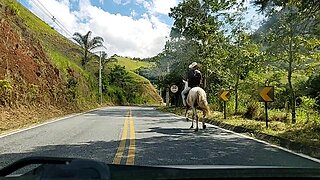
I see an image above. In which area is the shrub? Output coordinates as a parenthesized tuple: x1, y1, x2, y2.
(269, 110, 289, 122)
(297, 96, 317, 122)
(26, 84, 39, 103)
(67, 78, 78, 101)
(243, 101, 262, 120)
(0, 80, 12, 106)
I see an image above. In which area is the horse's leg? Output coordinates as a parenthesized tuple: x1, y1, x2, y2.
(194, 107, 198, 132)
(190, 109, 194, 129)
(190, 106, 194, 129)
(202, 113, 206, 129)
(185, 107, 189, 122)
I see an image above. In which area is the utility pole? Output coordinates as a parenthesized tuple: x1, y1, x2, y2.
(163, 38, 170, 106)
(166, 62, 170, 106)
(99, 51, 102, 105)
(93, 46, 107, 105)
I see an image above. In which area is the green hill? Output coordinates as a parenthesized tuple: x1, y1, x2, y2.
(105, 56, 161, 105)
(112, 57, 152, 71)
(0, 0, 162, 133)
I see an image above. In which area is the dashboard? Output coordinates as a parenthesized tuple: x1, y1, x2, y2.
(1, 157, 320, 179)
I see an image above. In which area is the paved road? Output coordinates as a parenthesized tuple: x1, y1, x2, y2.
(1, 106, 320, 170)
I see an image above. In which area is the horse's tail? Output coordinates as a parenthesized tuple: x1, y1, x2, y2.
(197, 89, 210, 117)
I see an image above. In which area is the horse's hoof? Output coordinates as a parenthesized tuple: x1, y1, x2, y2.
(203, 124, 207, 129)
(194, 128, 199, 132)
(190, 125, 194, 129)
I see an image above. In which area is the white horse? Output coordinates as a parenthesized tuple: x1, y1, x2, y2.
(182, 80, 210, 132)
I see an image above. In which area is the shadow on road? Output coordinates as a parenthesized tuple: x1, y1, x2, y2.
(84, 107, 185, 126)
(85, 107, 180, 119)
(134, 126, 320, 167)
(1, 126, 320, 172)
(0, 140, 119, 174)
(130, 108, 178, 118)
(84, 109, 128, 118)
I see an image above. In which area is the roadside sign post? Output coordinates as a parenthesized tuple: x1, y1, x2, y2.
(219, 89, 230, 119)
(170, 85, 178, 94)
(170, 85, 178, 107)
(265, 102, 268, 128)
(258, 86, 274, 128)
(223, 101, 227, 120)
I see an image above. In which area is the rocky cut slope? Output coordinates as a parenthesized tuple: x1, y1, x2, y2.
(0, 0, 162, 133)
(0, 0, 98, 132)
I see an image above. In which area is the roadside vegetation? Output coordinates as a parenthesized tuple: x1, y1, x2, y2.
(160, 106, 320, 148)
(150, 0, 320, 152)
(0, 0, 161, 133)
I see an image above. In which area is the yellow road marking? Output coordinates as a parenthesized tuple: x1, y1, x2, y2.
(126, 110, 136, 165)
(112, 112, 129, 164)
(112, 110, 136, 165)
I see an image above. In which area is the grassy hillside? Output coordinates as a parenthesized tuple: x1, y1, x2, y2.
(112, 57, 152, 71)
(105, 57, 161, 105)
(0, 0, 161, 133)
(117, 57, 161, 104)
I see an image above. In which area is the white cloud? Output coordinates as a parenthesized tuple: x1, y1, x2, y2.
(220, 0, 265, 31)
(136, 0, 179, 15)
(113, 0, 131, 5)
(153, 0, 177, 15)
(27, 0, 171, 58)
(113, 0, 121, 4)
(130, 9, 137, 17)
(136, 0, 152, 12)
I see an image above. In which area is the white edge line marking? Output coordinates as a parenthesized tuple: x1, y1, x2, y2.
(168, 112, 320, 164)
(0, 106, 109, 139)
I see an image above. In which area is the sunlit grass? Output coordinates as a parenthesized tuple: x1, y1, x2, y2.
(111, 57, 152, 71)
(159, 106, 320, 147)
(45, 48, 89, 79)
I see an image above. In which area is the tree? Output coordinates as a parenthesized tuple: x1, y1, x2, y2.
(223, 32, 261, 114)
(100, 52, 117, 71)
(254, 0, 320, 15)
(108, 65, 131, 87)
(254, 2, 320, 123)
(72, 31, 104, 67)
(169, 0, 237, 90)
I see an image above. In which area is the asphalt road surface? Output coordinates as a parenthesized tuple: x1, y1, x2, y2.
(1, 106, 320, 170)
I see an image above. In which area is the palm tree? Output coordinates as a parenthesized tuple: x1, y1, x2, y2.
(100, 52, 117, 71)
(72, 31, 104, 67)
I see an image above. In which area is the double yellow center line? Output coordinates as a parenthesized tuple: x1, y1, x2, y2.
(112, 110, 136, 165)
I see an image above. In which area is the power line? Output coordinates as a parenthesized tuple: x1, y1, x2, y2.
(33, 0, 54, 17)
(29, 0, 73, 37)
(33, 0, 73, 36)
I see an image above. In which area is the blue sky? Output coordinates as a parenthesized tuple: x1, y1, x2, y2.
(17, 0, 264, 58)
(92, 0, 172, 23)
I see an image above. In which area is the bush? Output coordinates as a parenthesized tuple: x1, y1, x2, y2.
(269, 110, 289, 122)
(0, 80, 12, 106)
(67, 78, 78, 101)
(208, 96, 222, 112)
(104, 85, 127, 105)
(304, 75, 320, 111)
(108, 65, 130, 87)
(243, 101, 262, 120)
(297, 96, 317, 122)
(26, 84, 39, 103)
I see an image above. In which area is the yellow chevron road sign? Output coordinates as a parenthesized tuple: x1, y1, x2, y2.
(258, 86, 274, 102)
(219, 90, 230, 101)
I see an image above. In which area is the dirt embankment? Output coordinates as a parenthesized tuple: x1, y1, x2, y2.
(0, 2, 78, 133)
(0, 1, 161, 133)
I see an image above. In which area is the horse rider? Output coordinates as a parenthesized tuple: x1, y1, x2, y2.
(181, 62, 202, 107)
